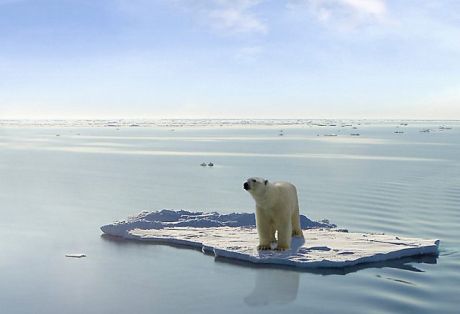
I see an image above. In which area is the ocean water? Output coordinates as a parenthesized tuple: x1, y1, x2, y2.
(0, 120, 459, 314)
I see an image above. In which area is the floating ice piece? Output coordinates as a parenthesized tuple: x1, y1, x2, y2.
(100, 210, 439, 269)
(65, 253, 86, 258)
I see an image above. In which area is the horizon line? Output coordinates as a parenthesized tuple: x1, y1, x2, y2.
(1, 117, 459, 121)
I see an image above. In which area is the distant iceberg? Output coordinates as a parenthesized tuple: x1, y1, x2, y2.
(101, 210, 439, 269)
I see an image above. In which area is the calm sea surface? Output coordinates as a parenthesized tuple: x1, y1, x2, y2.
(1, 121, 459, 314)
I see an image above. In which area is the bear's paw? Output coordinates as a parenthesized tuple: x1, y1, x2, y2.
(275, 244, 289, 251)
(292, 230, 304, 238)
(257, 244, 271, 250)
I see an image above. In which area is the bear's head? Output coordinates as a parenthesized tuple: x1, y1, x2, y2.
(243, 177, 269, 198)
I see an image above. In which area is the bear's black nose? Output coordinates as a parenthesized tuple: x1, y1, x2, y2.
(243, 182, 249, 190)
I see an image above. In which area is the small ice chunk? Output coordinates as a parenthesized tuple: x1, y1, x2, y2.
(308, 246, 331, 251)
(65, 253, 86, 258)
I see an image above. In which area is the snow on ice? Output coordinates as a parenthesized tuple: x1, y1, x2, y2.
(101, 210, 439, 269)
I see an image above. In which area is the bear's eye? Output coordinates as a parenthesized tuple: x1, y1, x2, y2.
(251, 179, 256, 183)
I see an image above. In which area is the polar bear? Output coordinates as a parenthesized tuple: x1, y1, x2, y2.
(243, 177, 303, 251)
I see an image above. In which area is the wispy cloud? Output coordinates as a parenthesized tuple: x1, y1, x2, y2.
(339, 0, 386, 17)
(209, 4, 267, 34)
(174, 0, 268, 35)
(290, 0, 388, 29)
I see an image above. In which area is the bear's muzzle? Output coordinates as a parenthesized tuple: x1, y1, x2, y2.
(243, 182, 249, 190)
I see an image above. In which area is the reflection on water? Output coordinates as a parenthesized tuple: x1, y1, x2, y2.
(101, 234, 439, 310)
(245, 269, 300, 306)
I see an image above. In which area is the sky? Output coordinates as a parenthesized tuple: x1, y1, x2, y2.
(0, 0, 459, 119)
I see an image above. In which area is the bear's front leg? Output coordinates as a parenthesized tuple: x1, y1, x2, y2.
(275, 218, 292, 251)
(255, 208, 272, 250)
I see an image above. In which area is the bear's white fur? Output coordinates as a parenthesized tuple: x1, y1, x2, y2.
(244, 177, 303, 251)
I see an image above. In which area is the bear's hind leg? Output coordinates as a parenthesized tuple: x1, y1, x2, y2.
(291, 203, 304, 238)
(291, 218, 303, 238)
(269, 222, 276, 243)
(292, 229, 303, 237)
(276, 218, 292, 251)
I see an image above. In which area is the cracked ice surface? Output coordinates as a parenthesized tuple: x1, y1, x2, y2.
(101, 210, 439, 269)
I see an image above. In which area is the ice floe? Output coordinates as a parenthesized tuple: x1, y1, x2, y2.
(65, 253, 86, 258)
(101, 210, 439, 269)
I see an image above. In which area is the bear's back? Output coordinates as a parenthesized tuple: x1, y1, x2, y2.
(270, 181, 298, 205)
(272, 181, 297, 192)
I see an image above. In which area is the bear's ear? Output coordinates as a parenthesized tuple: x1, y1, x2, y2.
(264, 180, 268, 185)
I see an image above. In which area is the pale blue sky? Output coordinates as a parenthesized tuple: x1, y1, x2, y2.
(1, 0, 459, 119)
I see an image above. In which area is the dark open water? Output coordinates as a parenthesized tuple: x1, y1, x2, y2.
(0, 120, 459, 313)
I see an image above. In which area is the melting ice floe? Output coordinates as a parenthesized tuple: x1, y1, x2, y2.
(100, 210, 439, 269)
